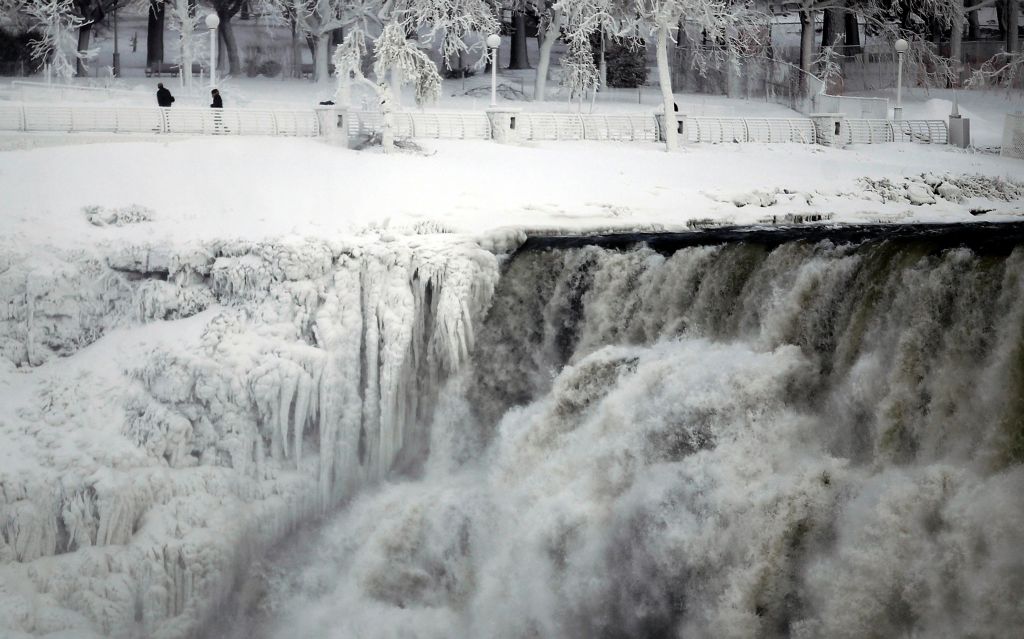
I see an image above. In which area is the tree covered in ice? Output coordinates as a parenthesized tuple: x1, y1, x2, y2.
(165, 0, 201, 88)
(20, 0, 97, 81)
(332, 21, 442, 150)
(273, 0, 350, 83)
(622, 0, 764, 150)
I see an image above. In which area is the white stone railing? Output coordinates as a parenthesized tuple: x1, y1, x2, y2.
(0, 104, 320, 136)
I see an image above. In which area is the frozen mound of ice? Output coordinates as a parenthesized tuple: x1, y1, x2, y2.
(857, 173, 1024, 206)
(83, 204, 154, 227)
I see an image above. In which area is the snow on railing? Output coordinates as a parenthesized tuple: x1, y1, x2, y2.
(517, 113, 660, 142)
(685, 117, 816, 144)
(0, 104, 320, 137)
(0, 104, 949, 147)
(843, 119, 948, 145)
(348, 111, 491, 140)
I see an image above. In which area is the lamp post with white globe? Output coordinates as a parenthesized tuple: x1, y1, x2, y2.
(894, 38, 908, 121)
(486, 34, 501, 107)
(206, 13, 220, 88)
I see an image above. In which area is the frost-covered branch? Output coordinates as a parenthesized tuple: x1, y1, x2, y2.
(404, 0, 498, 69)
(373, 20, 441, 105)
(966, 51, 1024, 88)
(24, 0, 95, 81)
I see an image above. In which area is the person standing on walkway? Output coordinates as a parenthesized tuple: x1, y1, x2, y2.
(210, 89, 225, 133)
(156, 83, 175, 107)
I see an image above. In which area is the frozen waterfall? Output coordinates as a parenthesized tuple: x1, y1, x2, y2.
(2, 225, 1024, 638)
(239, 225, 1024, 639)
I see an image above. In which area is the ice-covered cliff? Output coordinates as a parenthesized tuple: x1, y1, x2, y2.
(0, 234, 499, 638)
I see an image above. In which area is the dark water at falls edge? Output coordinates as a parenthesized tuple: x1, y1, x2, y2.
(520, 222, 1024, 255)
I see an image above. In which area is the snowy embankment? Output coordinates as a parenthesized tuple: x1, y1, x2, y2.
(0, 131, 1022, 637)
(1, 137, 1022, 251)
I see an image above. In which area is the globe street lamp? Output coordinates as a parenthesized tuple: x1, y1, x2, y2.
(486, 34, 501, 107)
(206, 13, 221, 88)
(894, 38, 909, 121)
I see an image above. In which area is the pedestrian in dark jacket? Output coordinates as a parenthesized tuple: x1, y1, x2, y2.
(156, 83, 175, 107)
(210, 89, 223, 108)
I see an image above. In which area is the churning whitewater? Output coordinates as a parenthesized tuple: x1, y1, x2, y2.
(221, 227, 1024, 639)
(2, 226, 1023, 639)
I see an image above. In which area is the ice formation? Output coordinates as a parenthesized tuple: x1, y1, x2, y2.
(0, 235, 498, 638)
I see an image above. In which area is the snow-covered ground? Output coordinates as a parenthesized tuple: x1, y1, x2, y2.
(1, 133, 1022, 256)
(1, 75, 1023, 638)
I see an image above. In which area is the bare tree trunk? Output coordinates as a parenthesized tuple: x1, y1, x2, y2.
(951, 1, 964, 86)
(147, 0, 165, 66)
(291, 14, 301, 77)
(315, 31, 330, 83)
(800, 6, 815, 76)
(844, 10, 861, 55)
(823, 8, 844, 51)
(968, 9, 980, 40)
(1009, 0, 1020, 54)
(509, 12, 530, 69)
(822, 9, 835, 49)
(218, 14, 240, 75)
(534, 8, 561, 101)
(656, 24, 677, 151)
(76, 23, 92, 76)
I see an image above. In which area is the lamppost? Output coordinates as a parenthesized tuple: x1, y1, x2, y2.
(486, 33, 501, 107)
(206, 13, 220, 88)
(894, 38, 908, 121)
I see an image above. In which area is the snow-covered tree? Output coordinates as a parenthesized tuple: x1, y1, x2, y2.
(408, 0, 498, 69)
(24, 0, 96, 81)
(531, 0, 563, 100)
(555, 0, 616, 104)
(332, 21, 442, 150)
(166, 0, 201, 88)
(626, 0, 763, 150)
(276, 0, 348, 83)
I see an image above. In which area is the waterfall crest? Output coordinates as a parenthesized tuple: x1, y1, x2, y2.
(258, 230, 1024, 639)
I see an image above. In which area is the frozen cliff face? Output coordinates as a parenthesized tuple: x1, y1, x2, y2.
(252, 235, 1024, 639)
(0, 234, 499, 638)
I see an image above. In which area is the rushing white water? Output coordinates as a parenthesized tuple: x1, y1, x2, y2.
(236, 236, 1024, 639)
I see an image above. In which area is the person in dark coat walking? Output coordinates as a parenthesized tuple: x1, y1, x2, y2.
(156, 83, 175, 107)
(210, 89, 225, 133)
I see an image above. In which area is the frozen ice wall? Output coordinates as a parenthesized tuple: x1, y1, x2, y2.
(250, 232, 1024, 639)
(0, 235, 498, 638)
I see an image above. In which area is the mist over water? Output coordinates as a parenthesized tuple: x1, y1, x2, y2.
(229, 235, 1024, 639)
